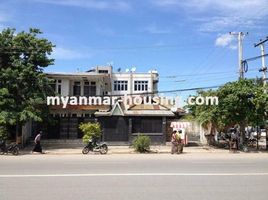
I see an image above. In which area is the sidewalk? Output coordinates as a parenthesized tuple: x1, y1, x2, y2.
(20, 145, 236, 155)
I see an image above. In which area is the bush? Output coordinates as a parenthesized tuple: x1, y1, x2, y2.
(132, 134, 151, 153)
(79, 122, 101, 144)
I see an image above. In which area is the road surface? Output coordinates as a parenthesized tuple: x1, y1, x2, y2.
(1, 153, 268, 200)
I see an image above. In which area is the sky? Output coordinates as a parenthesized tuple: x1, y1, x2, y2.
(1, 0, 268, 99)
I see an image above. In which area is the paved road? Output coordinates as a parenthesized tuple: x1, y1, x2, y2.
(1, 153, 268, 200)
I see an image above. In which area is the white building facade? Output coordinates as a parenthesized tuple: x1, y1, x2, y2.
(46, 66, 159, 97)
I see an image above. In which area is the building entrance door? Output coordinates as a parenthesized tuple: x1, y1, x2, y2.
(60, 117, 78, 139)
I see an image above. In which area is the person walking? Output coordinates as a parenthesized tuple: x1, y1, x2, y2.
(171, 130, 179, 154)
(32, 131, 43, 154)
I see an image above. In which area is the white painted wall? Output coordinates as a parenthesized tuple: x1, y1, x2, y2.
(111, 73, 158, 95)
(61, 79, 70, 96)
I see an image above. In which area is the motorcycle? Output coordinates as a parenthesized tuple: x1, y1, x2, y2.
(82, 138, 108, 154)
(0, 140, 19, 155)
(246, 136, 257, 148)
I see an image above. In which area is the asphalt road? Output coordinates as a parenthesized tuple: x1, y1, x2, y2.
(1, 153, 268, 200)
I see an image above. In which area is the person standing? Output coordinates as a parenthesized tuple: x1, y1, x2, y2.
(32, 131, 43, 153)
(177, 130, 184, 153)
(229, 129, 238, 153)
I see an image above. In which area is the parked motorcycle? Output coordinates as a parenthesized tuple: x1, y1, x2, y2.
(245, 137, 257, 148)
(0, 140, 19, 155)
(82, 138, 108, 154)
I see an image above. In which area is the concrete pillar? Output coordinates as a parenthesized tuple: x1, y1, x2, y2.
(162, 117, 167, 144)
(128, 118, 132, 143)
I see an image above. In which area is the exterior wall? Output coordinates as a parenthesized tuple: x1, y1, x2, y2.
(47, 67, 158, 97)
(167, 119, 204, 144)
(111, 72, 158, 96)
(111, 73, 131, 96)
(33, 115, 168, 144)
(99, 116, 129, 142)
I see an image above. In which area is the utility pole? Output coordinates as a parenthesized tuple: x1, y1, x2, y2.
(254, 37, 268, 88)
(230, 32, 248, 79)
(254, 37, 268, 151)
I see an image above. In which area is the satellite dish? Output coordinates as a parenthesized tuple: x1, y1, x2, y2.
(131, 67, 136, 72)
(125, 68, 129, 72)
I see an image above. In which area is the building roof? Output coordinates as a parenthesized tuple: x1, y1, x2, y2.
(46, 72, 109, 77)
(94, 101, 175, 117)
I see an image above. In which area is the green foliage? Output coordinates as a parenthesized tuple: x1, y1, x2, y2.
(79, 122, 101, 144)
(217, 79, 267, 127)
(0, 126, 8, 140)
(132, 134, 151, 153)
(0, 28, 55, 132)
(187, 79, 268, 143)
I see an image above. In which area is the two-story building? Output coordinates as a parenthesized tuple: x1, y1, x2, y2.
(31, 66, 179, 144)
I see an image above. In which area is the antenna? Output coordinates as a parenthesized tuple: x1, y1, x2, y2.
(107, 61, 114, 66)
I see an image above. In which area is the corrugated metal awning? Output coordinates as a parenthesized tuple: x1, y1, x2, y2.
(170, 121, 191, 129)
(125, 110, 174, 117)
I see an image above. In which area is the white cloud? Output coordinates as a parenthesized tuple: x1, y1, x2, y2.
(33, 0, 131, 11)
(152, 0, 180, 7)
(215, 33, 236, 50)
(52, 47, 92, 60)
(152, 0, 268, 32)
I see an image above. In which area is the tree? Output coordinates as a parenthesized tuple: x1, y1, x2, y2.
(0, 28, 55, 140)
(187, 79, 268, 147)
(217, 79, 266, 145)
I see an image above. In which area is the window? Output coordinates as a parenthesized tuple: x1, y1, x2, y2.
(57, 79, 62, 95)
(132, 117, 162, 133)
(113, 81, 128, 91)
(50, 80, 56, 92)
(98, 70, 108, 74)
(134, 81, 148, 91)
(73, 81, 81, 96)
(50, 79, 62, 94)
(84, 81, 96, 96)
(57, 85, 61, 94)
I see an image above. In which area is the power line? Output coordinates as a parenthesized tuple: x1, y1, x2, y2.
(108, 85, 221, 96)
(153, 85, 221, 94)
(160, 68, 260, 78)
(243, 53, 268, 62)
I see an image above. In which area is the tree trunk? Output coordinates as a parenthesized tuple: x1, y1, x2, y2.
(239, 122, 246, 146)
(266, 127, 268, 151)
(15, 121, 21, 144)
